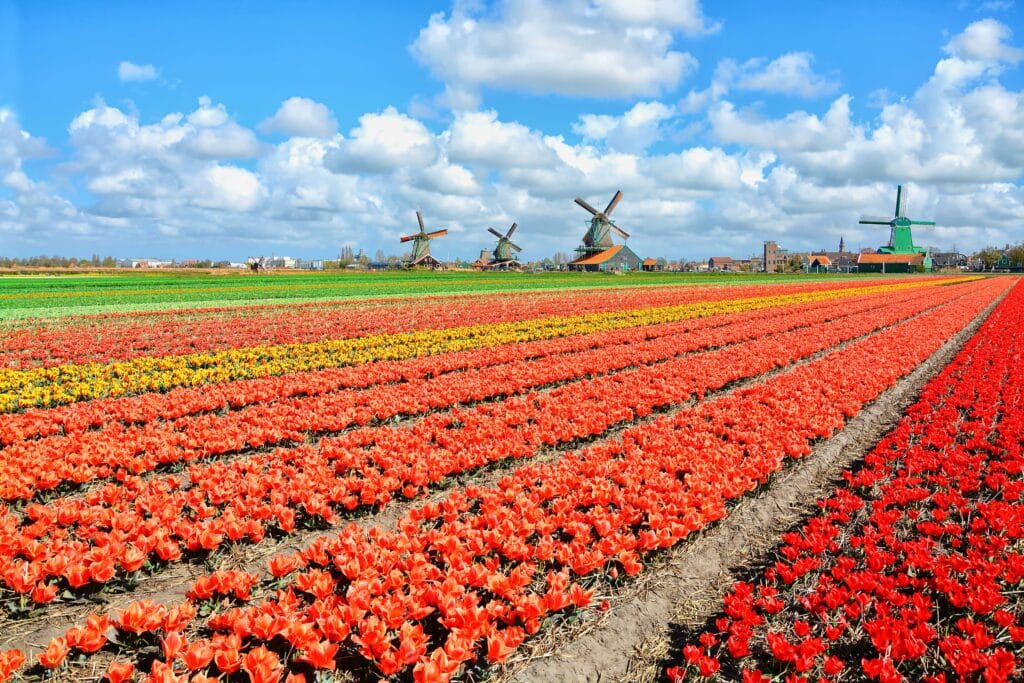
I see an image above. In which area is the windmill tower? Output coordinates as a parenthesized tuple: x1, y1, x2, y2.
(574, 191, 629, 259)
(859, 185, 935, 255)
(568, 190, 641, 272)
(485, 222, 522, 269)
(399, 211, 448, 267)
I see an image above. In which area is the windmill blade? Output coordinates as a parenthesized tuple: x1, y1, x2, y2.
(426, 229, 448, 238)
(895, 185, 907, 218)
(506, 222, 518, 238)
(612, 224, 630, 239)
(399, 234, 418, 243)
(604, 190, 623, 217)
(488, 227, 504, 239)
(859, 216, 893, 225)
(416, 211, 426, 232)
(575, 197, 599, 216)
(910, 220, 936, 226)
(508, 242, 522, 253)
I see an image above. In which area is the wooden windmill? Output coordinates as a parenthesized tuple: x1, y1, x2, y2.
(859, 185, 935, 255)
(574, 190, 630, 259)
(486, 222, 522, 269)
(400, 211, 448, 267)
(567, 190, 642, 272)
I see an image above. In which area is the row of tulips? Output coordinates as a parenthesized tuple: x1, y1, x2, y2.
(8, 276, 1006, 683)
(0, 279, 905, 370)
(0, 280, 984, 605)
(0, 283, 946, 501)
(0, 286, 864, 445)
(667, 278, 1024, 682)
(0, 279, 963, 412)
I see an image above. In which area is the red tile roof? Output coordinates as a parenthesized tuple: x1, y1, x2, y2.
(569, 245, 623, 266)
(858, 253, 925, 264)
(810, 255, 832, 266)
(642, 258, 657, 266)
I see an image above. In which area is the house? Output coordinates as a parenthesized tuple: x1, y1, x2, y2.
(641, 258, 664, 272)
(708, 256, 734, 271)
(857, 252, 927, 273)
(807, 255, 832, 272)
(567, 244, 642, 272)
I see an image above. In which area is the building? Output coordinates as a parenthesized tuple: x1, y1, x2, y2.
(763, 241, 785, 273)
(567, 244, 642, 272)
(857, 252, 927, 273)
(931, 252, 967, 270)
(708, 256, 734, 271)
(807, 255, 832, 272)
(641, 258, 665, 272)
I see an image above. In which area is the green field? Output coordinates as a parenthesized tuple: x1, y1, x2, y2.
(0, 269, 859, 320)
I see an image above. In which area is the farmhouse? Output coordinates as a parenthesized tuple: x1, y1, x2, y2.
(857, 252, 928, 273)
(567, 244, 642, 272)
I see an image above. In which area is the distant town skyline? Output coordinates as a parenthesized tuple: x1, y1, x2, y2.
(2, 1, 1022, 262)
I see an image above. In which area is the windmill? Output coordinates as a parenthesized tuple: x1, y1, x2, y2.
(485, 222, 522, 269)
(574, 190, 629, 259)
(859, 185, 935, 255)
(399, 211, 448, 267)
(248, 256, 265, 273)
(567, 190, 642, 272)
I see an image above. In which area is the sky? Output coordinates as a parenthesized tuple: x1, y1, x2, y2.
(1, 0, 1023, 263)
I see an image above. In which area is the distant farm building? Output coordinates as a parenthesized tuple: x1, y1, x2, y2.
(708, 256, 734, 271)
(857, 252, 928, 273)
(568, 244, 642, 272)
(641, 258, 665, 272)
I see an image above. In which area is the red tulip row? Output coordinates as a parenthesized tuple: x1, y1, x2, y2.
(0, 285, 938, 501)
(668, 278, 1024, 682)
(0, 287, 845, 446)
(0, 280, 887, 370)
(20, 277, 1007, 683)
(0, 282, 1001, 612)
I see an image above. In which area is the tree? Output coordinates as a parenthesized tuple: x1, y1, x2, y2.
(374, 249, 386, 263)
(1007, 243, 1024, 270)
(338, 245, 355, 267)
(974, 247, 1002, 271)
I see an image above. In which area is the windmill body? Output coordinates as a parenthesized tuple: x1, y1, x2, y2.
(486, 222, 522, 269)
(399, 211, 448, 267)
(857, 185, 936, 272)
(568, 190, 642, 272)
(858, 185, 935, 255)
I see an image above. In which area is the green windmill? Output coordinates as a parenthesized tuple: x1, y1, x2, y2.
(859, 185, 935, 255)
(574, 190, 630, 259)
(399, 211, 448, 267)
(486, 222, 523, 269)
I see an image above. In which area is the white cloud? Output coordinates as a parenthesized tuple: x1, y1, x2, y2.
(117, 61, 158, 82)
(325, 106, 436, 173)
(448, 110, 557, 168)
(944, 18, 1024, 63)
(260, 97, 338, 138)
(735, 52, 838, 98)
(574, 100, 675, 153)
(191, 165, 265, 212)
(410, 0, 704, 99)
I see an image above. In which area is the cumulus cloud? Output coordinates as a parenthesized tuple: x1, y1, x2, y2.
(325, 106, 436, 174)
(944, 18, 1024, 63)
(260, 97, 338, 138)
(734, 52, 838, 98)
(573, 100, 675, 153)
(410, 0, 706, 98)
(117, 61, 158, 82)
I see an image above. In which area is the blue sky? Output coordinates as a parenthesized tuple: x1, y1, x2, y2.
(1, 0, 1022, 261)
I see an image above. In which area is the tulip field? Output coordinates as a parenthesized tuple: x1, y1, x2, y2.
(0, 273, 1021, 683)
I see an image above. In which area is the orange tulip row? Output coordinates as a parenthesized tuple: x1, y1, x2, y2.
(0, 279, 898, 370)
(18, 278, 1007, 683)
(0, 281, 987, 607)
(0, 284, 941, 501)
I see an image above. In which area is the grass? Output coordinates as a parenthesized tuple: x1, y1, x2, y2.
(0, 269, 859, 320)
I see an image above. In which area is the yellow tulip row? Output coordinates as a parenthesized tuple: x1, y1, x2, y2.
(0, 278, 973, 412)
